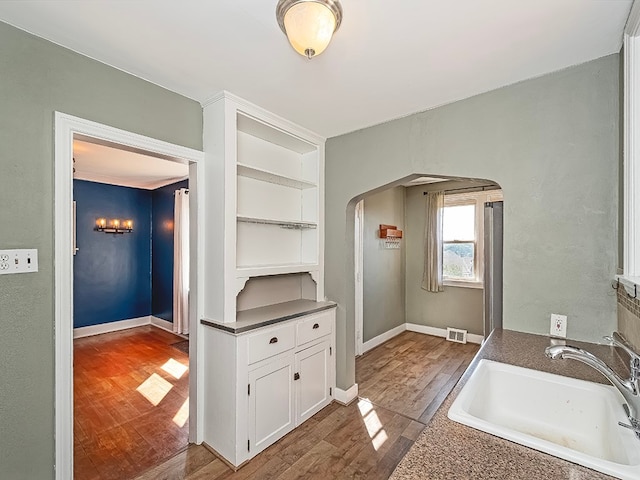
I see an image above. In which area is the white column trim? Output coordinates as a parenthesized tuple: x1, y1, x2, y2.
(623, 1, 640, 280)
(334, 384, 359, 405)
(54, 112, 204, 480)
(624, 33, 640, 277)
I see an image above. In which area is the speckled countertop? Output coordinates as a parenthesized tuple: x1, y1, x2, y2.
(391, 329, 630, 480)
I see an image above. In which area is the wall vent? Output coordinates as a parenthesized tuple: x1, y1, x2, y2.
(446, 327, 468, 344)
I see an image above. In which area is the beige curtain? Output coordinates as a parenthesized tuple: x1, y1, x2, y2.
(173, 188, 190, 335)
(422, 191, 444, 292)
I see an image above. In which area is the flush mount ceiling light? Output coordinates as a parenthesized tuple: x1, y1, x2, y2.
(276, 0, 343, 59)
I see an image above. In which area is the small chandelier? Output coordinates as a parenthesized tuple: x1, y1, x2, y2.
(276, 0, 343, 59)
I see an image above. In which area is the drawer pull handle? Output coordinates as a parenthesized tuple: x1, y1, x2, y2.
(269, 337, 278, 344)
(313, 323, 319, 329)
(294, 372, 300, 381)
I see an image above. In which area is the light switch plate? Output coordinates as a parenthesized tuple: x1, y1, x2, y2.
(550, 313, 567, 338)
(0, 249, 38, 275)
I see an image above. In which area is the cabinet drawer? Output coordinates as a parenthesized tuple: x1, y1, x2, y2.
(296, 312, 332, 346)
(247, 323, 295, 364)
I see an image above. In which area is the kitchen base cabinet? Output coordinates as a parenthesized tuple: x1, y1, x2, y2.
(296, 340, 331, 425)
(248, 356, 295, 454)
(202, 306, 336, 468)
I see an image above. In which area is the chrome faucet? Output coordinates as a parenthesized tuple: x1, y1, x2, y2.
(545, 332, 640, 436)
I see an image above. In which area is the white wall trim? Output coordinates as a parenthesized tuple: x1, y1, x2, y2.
(354, 200, 364, 356)
(54, 112, 204, 480)
(406, 323, 484, 345)
(73, 316, 151, 338)
(151, 316, 181, 335)
(334, 383, 359, 405)
(623, 2, 640, 280)
(362, 324, 407, 354)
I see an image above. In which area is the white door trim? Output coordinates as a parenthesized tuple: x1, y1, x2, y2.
(54, 112, 205, 480)
(354, 200, 364, 356)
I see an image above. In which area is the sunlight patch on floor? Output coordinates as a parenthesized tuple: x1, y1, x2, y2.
(173, 397, 189, 427)
(137, 373, 173, 406)
(358, 398, 388, 451)
(162, 358, 189, 379)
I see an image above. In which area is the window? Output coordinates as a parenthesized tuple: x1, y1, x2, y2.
(442, 190, 503, 288)
(443, 203, 476, 280)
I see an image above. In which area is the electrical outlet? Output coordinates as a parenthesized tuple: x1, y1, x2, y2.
(0, 249, 38, 275)
(550, 313, 567, 338)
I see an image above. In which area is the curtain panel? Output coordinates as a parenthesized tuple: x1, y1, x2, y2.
(422, 191, 444, 293)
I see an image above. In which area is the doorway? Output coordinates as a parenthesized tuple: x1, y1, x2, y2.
(54, 113, 204, 480)
(353, 176, 503, 357)
(71, 138, 192, 478)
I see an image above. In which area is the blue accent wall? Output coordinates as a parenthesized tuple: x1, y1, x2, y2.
(73, 180, 152, 328)
(152, 179, 188, 322)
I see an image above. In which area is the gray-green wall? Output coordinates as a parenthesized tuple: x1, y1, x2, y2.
(0, 22, 202, 479)
(404, 185, 484, 335)
(362, 187, 405, 342)
(326, 54, 619, 391)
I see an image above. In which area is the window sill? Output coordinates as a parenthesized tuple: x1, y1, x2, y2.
(443, 279, 483, 290)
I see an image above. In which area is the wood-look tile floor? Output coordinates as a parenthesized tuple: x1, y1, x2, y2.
(134, 331, 479, 480)
(74, 325, 190, 480)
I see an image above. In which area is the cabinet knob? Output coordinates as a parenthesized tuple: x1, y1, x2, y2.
(313, 323, 319, 329)
(269, 337, 278, 344)
(294, 372, 300, 380)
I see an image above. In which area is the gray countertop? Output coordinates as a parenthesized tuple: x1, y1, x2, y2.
(391, 329, 627, 480)
(200, 299, 337, 334)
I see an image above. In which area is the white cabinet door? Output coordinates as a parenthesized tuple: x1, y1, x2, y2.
(295, 340, 331, 425)
(248, 356, 295, 455)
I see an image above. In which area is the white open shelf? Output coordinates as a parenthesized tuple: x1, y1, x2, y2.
(237, 215, 317, 229)
(237, 163, 316, 190)
(238, 112, 316, 154)
(236, 264, 319, 278)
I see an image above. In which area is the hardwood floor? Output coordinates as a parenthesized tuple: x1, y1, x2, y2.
(74, 325, 190, 480)
(133, 331, 479, 480)
(356, 331, 479, 424)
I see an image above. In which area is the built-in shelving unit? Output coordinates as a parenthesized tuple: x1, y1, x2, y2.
(202, 91, 326, 324)
(201, 92, 332, 469)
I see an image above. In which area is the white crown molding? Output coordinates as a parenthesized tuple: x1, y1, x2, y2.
(202, 90, 326, 144)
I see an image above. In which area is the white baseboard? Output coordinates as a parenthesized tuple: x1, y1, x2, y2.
(152, 316, 188, 338)
(73, 315, 181, 339)
(334, 384, 359, 405)
(151, 316, 174, 332)
(406, 323, 483, 345)
(362, 324, 407, 353)
(73, 316, 151, 339)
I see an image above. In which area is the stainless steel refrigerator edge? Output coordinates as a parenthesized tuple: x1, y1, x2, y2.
(484, 201, 503, 336)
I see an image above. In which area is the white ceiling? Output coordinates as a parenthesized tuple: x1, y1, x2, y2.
(0, 1, 633, 138)
(73, 139, 188, 190)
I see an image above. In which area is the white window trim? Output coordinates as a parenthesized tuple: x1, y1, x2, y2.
(620, 3, 640, 295)
(442, 190, 503, 289)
